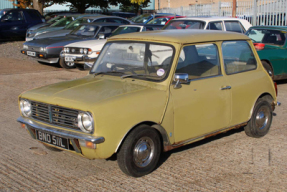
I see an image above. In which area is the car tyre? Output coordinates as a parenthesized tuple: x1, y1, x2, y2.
(59, 58, 76, 69)
(43, 144, 63, 152)
(244, 98, 273, 138)
(262, 61, 274, 80)
(117, 125, 161, 177)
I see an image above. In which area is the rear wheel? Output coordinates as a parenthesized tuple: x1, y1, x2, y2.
(244, 98, 273, 138)
(117, 125, 161, 177)
(59, 58, 76, 69)
(262, 61, 274, 80)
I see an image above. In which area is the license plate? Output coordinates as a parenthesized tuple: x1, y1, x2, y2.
(65, 57, 75, 62)
(35, 130, 69, 150)
(27, 51, 36, 56)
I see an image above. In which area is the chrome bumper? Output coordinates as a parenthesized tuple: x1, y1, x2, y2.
(36, 57, 59, 64)
(17, 116, 105, 144)
(60, 53, 97, 64)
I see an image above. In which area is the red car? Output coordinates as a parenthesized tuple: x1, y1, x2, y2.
(147, 16, 186, 25)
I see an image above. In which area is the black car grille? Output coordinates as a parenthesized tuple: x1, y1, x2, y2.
(28, 46, 40, 52)
(67, 47, 84, 54)
(31, 101, 79, 130)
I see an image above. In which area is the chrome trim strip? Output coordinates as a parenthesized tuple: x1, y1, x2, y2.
(17, 116, 105, 144)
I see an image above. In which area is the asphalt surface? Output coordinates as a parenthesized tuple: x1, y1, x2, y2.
(1, 41, 287, 191)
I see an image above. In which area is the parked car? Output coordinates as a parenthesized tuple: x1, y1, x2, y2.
(0, 8, 11, 19)
(163, 17, 252, 33)
(17, 30, 279, 177)
(0, 8, 43, 39)
(147, 16, 186, 25)
(131, 13, 180, 24)
(25, 14, 88, 41)
(31, 15, 133, 41)
(21, 23, 122, 65)
(111, 12, 136, 18)
(26, 14, 77, 39)
(246, 26, 287, 80)
(44, 11, 79, 21)
(60, 24, 164, 69)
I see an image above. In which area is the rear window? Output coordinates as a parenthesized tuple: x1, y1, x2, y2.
(110, 26, 141, 37)
(164, 20, 205, 30)
(246, 29, 287, 46)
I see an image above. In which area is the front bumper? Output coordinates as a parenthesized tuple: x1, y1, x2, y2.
(17, 116, 105, 151)
(21, 49, 59, 64)
(60, 52, 98, 65)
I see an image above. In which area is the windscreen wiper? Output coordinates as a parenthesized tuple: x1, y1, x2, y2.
(94, 71, 124, 77)
(121, 74, 149, 79)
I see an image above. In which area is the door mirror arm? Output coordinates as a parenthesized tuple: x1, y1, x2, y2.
(173, 73, 189, 89)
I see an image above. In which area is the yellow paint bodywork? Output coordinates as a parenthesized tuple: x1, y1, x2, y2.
(19, 30, 277, 159)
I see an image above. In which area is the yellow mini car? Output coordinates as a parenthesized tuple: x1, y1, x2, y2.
(17, 30, 280, 177)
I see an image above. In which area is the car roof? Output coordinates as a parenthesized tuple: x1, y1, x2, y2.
(108, 30, 249, 44)
(82, 15, 130, 20)
(250, 26, 287, 30)
(174, 16, 247, 22)
(82, 22, 124, 27)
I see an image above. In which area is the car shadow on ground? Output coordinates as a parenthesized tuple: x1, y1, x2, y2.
(276, 79, 287, 85)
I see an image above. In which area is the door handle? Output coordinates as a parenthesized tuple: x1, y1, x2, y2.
(221, 86, 231, 90)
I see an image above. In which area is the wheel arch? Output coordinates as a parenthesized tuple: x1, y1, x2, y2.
(115, 121, 171, 153)
(261, 59, 274, 71)
(249, 92, 275, 119)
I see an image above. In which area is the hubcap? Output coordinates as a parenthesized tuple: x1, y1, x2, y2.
(133, 137, 155, 168)
(255, 106, 269, 130)
(268, 70, 273, 76)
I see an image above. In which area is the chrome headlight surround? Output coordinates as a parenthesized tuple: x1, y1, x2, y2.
(20, 99, 32, 117)
(23, 45, 28, 49)
(77, 112, 94, 133)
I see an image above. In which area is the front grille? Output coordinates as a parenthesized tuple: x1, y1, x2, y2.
(31, 101, 79, 130)
(66, 47, 84, 54)
(28, 46, 40, 52)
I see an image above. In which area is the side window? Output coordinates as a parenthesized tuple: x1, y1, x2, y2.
(206, 21, 223, 30)
(175, 44, 220, 80)
(94, 18, 106, 23)
(107, 18, 130, 24)
(3, 11, 24, 21)
(224, 21, 245, 33)
(26, 10, 41, 20)
(222, 41, 257, 74)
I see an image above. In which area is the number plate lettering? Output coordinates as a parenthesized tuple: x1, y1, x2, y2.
(36, 130, 69, 150)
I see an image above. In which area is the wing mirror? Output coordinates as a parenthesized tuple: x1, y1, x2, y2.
(98, 33, 105, 39)
(173, 73, 189, 89)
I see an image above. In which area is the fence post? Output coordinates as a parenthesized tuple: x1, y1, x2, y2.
(252, 0, 258, 25)
(218, 1, 221, 16)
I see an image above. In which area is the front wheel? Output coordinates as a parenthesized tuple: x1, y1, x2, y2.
(59, 58, 76, 69)
(117, 125, 161, 177)
(244, 98, 273, 138)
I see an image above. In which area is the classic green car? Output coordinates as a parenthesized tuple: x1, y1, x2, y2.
(246, 26, 287, 80)
(18, 30, 279, 177)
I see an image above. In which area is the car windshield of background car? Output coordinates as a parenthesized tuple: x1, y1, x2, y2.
(91, 42, 174, 80)
(0, 10, 7, 19)
(50, 16, 74, 27)
(110, 26, 141, 37)
(70, 25, 99, 37)
(246, 29, 287, 46)
(164, 20, 206, 30)
(131, 14, 152, 23)
(147, 17, 169, 25)
(47, 15, 64, 24)
(65, 18, 91, 30)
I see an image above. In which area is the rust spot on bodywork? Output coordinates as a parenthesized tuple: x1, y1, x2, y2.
(163, 122, 248, 152)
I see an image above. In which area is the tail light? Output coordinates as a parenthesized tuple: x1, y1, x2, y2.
(274, 82, 278, 96)
(253, 43, 265, 51)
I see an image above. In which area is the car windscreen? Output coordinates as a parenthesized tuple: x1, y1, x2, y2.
(0, 10, 7, 19)
(70, 25, 99, 37)
(110, 26, 141, 37)
(246, 28, 287, 46)
(47, 15, 64, 24)
(131, 14, 152, 23)
(64, 18, 91, 30)
(163, 20, 206, 30)
(147, 17, 170, 25)
(91, 42, 174, 81)
(50, 16, 75, 27)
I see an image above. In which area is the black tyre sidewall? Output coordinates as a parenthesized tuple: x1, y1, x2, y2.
(117, 126, 161, 177)
(59, 58, 76, 69)
(262, 61, 274, 80)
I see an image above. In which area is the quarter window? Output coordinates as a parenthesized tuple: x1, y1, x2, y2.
(222, 41, 257, 74)
(206, 21, 223, 30)
(176, 44, 220, 80)
(224, 21, 245, 33)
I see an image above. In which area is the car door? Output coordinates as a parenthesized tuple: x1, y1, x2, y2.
(170, 43, 231, 142)
(0, 10, 27, 38)
(221, 40, 258, 126)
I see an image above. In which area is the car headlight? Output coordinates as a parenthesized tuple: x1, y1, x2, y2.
(83, 48, 88, 55)
(78, 112, 94, 133)
(66, 48, 70, 53)
(40, 47, 46, 52)
(80, 48, 84, 54)
(20, 99, 32, 117)
(23, 45, 28, 49)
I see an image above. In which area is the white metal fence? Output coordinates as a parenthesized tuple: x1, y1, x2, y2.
(158, 0, 287, 26)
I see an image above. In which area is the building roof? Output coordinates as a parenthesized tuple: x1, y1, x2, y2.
(108, 29, 250, 44)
